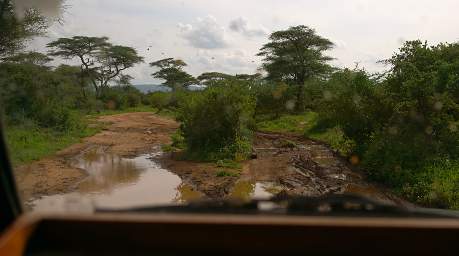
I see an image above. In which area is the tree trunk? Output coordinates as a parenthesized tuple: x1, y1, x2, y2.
(296, 83, 306, 112)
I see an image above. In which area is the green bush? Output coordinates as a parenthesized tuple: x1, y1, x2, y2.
(171, 130, 186, 149)
(311, 41, 459, 209)
(253, 82, 297, 118)
(400, 160, 459, 209)
(178, 80, 256, 161)
(100, 85, 143, 110)
(148, 91, 172, 112)
(35, 106, 84, 132)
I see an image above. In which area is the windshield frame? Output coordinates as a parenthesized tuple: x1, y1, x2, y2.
(0, 117, 22, 232)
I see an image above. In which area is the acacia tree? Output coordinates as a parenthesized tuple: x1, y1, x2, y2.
(47, 36, 143, 98)
(150, 58, 197, 90)
(197, 72, 233, 86)
(94, 45, 143, 95)
(257, 25, 334, 111)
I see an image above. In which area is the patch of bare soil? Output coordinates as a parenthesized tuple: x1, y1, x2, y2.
(14, 112, 179, 204)
(158, 157, 239, 199)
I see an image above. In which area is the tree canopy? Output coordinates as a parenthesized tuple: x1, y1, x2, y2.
(150, 58, 197, 90)
(47, 36, 143, 97)
(2, 51, 52, 65)
(257, 25, 334, 110)
(197, 72, 233, 85)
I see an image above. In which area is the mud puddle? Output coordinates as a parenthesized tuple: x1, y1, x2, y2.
(229, 181, 284, 201)
(31, 146, 202, 212)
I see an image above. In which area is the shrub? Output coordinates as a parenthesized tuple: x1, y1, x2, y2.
(149, 91, 172, 112)
(171, 130, 186, 149)
(178, 80, 256, 161)
(35, 106, 84, 132)
(400, 160, 459, 209)
(312, 41, 459, 209)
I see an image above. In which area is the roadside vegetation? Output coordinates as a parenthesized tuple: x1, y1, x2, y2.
(1, 0, 458, 208)
(157, 29, 459, 209)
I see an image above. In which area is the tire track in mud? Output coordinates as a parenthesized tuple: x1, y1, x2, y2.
(163, 131, 407, 206)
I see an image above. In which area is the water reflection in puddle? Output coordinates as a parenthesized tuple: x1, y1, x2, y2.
(229, 181, 283, 201)
(32, 147, 201, 212)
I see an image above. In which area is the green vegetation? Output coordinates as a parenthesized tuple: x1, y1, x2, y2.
(216, 169, 240, 178)
(47, 36, 144, 99)
(176, 80, 255, 162)
(394, 161, 459, 209)
(257, 25, 334, 112)
(257, 114, 312, 134)
(5, 120, 101, 166)
(216, 159, 242, 170)
(257, 113, 353, 155)
(150, 58, 197, 91)
(309, 42, 459, 209)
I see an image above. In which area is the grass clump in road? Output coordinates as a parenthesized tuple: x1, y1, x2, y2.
(216, 159, 242, 170)
(257, 114, 312, 134)
(216, 169, 240, 177)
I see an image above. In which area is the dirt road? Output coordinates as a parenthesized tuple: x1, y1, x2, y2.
(14, 112, 178, 204)
(15, 112, 404, 209)
(161, 131, 405, 205)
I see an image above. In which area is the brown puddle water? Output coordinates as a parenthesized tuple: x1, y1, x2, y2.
(31, 147, 201, 212)
(229, 181, 284, 201)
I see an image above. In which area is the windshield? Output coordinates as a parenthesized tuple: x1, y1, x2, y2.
(1, 0, 458, 214)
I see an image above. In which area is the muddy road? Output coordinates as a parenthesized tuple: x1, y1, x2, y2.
(15, 112, 403, 211)
(14, 112, 179, 208)
(160, 132, 404, 205)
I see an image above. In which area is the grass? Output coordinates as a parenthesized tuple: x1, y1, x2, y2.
(257, 114, 311, 134)
(216, 169, 240, 177)
(216, 159, 242, 169)
(5, 123, 101, 166)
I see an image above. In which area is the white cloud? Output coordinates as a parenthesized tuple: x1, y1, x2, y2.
(189, 49, 259, 76)
(229, 17, 268, 38)
(178, 15, 228, 49)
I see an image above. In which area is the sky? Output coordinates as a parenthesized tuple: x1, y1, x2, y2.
(21, 0, 459, 84)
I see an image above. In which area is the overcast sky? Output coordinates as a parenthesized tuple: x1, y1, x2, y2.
(26, 0, 459, 84)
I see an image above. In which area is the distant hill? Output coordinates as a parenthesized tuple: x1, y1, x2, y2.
(132, 84, 171, 93)
(133, 84, 205, 93)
